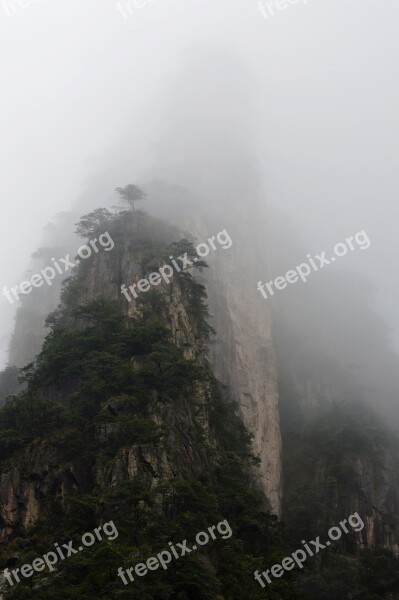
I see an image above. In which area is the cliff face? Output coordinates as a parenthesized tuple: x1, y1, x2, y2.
(0, 212, 290, 600)
(0, 443, 92, 540)
(5, 176, 284, 517)
(77, 205, 281, 516)
(0, 216, 215, 542)
(185, 214, 282, 516)
(4, 190, 399, 554)
(146, 170, 283, 516)
(280, 364, 399, 555)
(3, 204, 399, 599)
(353, 455, 399, 554)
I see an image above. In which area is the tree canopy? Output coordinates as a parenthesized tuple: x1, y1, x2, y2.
(115, 184, 146, 211)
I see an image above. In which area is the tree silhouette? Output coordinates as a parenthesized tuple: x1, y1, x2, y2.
(115, 184, 146, 211)
(75, 208, 112, 238)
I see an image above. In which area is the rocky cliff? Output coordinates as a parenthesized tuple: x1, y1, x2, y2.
(3, 206, 399, 598)
(4, 175, 284, 517)
(146, 170, 283, 516)
(0, 209, 287, 600)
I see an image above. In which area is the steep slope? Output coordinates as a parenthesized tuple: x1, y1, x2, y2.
(4, 176, 284, 517)
(146, 172, 283, 516)
(2, 208, 399, 599)
(0, 210, 290, 600)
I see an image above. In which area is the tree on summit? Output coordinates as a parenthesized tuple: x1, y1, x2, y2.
(115, 184, 146, 211)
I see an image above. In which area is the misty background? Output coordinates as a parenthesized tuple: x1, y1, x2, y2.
(0, 0, 398, 386)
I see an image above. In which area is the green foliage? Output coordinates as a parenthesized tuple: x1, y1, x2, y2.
(0, 393, 68, 460)
(4, 208, 398, 599)
(0, 218, 295, 598)
(116, 184, 146, 211)
(0, 365, 23, 405)
(75, 208, 112, 238)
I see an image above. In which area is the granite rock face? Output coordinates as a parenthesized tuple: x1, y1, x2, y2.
(185, 213, 283, 516)
(147, 167, 284, 516)
(0, 225, 216, 541)
(5, 183, 285, 517)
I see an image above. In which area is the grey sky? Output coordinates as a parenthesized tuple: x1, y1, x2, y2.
(0, 0, 398, 368)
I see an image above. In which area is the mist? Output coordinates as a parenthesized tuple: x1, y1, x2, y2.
(1, 0, 398, 424)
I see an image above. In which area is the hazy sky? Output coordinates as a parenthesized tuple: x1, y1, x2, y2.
(0, 0, 398, 368)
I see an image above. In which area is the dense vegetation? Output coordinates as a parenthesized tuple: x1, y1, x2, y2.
(1, 208, 399, 599)
(0, 210, 294, 599)
(0, 366, 22, 406)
